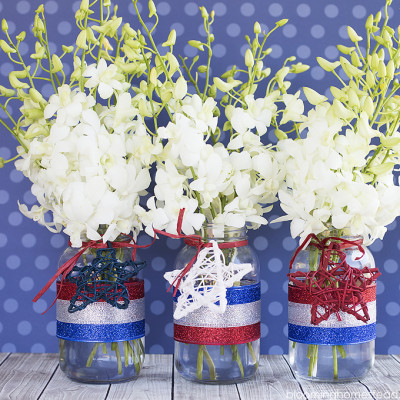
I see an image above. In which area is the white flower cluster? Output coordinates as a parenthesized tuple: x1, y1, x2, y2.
(275, 99, 400, 244)
(15, 60, 161, 247)
(136, 93, 287, 236)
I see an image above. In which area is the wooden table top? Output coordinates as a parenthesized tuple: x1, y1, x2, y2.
(0, 353, 399, 399)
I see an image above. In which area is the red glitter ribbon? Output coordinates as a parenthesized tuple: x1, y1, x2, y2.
(33, 235, 154, 312)
(288, 233, 380, 326)
(174, 323, 260, 345)
(57, 279, 145, 301)
(153, 208, 248, 296)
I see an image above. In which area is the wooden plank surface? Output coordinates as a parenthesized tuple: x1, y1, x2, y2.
(0, 353, 58, 400)
(0, 353, 10, 365)
(107, 354, 173, 400)
(237, 355, 306, 400)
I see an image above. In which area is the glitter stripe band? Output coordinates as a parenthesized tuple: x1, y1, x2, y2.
(288, 301, 376, 328)
(173, 282, 261, 305)
(288, 322, 376, 345)
(57, 320, 145, 342)
(57, 279, 144, 301)
(57, 298, 145, 325)
(174, 300, 261, 327)
(174, 322, 261, 345)
(288, 285, 376, 304)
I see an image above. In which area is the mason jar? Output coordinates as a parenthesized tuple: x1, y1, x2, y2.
(288, 231, 378, 382)
(57, 237, 146, 383)
(173, 224, 260, 384)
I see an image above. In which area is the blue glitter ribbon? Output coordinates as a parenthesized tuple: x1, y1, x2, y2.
(57, 320, 145, 342)
(288, 323, 376, 345)
(173, 282, 261, 305)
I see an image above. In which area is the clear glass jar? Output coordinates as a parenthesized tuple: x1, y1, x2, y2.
(288, 231, 377, 382)
(173, 224, 260, 384)
(57, 238, 145, 383)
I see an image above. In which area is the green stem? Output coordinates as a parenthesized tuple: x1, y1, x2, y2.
(112, 342, 123, 375)
(86, 343, 100, 367)
(247, 342, 258, 369)
(231, 345, 244, 378)
(196, 346, 204, 380)
(333, 345, 338, 380)
(202, 345, 216, 380)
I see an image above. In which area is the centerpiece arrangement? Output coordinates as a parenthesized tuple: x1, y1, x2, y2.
(274, 0, 400, 381)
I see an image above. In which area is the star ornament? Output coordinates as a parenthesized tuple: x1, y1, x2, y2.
(164, 241, 252, 319)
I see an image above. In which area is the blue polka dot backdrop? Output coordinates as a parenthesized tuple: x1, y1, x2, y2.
(0, 0, 399, 355)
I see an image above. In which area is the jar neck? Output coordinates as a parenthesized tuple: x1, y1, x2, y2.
(315, 229, 363, 249)
(199, 224, 247, 243)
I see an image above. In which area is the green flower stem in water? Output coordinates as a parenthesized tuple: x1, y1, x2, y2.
(231, 345, 244, 378)
(333, 345, 338, 380)
(247, 342, 259, 369)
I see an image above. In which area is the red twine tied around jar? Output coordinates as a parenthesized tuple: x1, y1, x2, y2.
(288, 233, 381, 326)
(153, 208, 248, 297)
(32, 234, 155, 313)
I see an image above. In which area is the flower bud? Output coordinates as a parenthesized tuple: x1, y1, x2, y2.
(80, 0, 89, 11)
(34, 15, 45, 33)
(188, 40, 204, 51)
(104, 0, 111, 6)
(36, 5, 44, 13)
(363, 96, 374, 118)
(208, 84, 217, 98)
(9, 70, 30, 89)
(351, 52, 361, 67)
(0, 40, 16, 54)
(213, 77, 241, 92)
(245, 49, 254, 68)
(303, 87, 327, 105)
(62, 45, 74, 53)
(254, 22, 261, 34)
(200, 6, 209, 19)
(51, 54, 63, 73)
(377, 60, 386, 78)
(365, 14, 374, 30)
(337, 45, 355, 55)
(347, 26, 362, 42)
(366, 70, 375, 87)
(162, 29, 176, 47)
(274, 129, 287, 140)
(209, 34, 215, 43)
(374, 11, 382, 23)
(149, 67, 158, 85)
(148, 0, 157, 17)
(122, 23, 136, 38)
(173, 76, 187, 100)
(1, 19, 8, 32)
(16, 31, 26, 42)
(76, 29, 88, 50)
(290, 63, 310, 73)
(276, 19, 288, 27)
(0, 85, 16, 97)
(317, 57, 340, 72)
(386, 59, 394, 79)
(29, 88, 45, 104)
(197, 65, 207, 73)
(0, 157, 4, 168)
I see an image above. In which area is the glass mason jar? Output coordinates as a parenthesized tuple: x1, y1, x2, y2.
(288, 231, 378, 382)
(173, 224, 260, 384)
(57, 236, 146, 383)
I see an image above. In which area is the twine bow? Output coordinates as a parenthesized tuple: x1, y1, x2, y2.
(288, 233, 381, 325)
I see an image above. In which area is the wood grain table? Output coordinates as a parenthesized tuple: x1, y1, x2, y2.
(0, 353, 399, 399)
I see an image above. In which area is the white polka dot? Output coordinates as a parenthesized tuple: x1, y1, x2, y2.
(386, 302, 400, 316)
(268, 258, 283, 272)
(387, 220, 397, 231)
(16, 0, 31, 14)
(282, 279, 288, 294)
(0, 3, 3, 12)
(150, 300, 165, 315)
(157, 1, 171, 16)
(164, 322, 173, 337)
(17, 321, 32, 336)
(35, 255, 50, 270)
(10, 169, 24, 183)
(282, 236, 297, 251)
(144, 278, 151, 293)
(6, 255, 21, 270)
(166, 237, 181, 250)
(0, 322, 3, 333)
(213, 44, 226, 58)
(22, 233, 36, 248)
(170, 22, 184, 37)
(31, 343, 46, 353)
(151, 256, 166, 271)
(23, 190, 36, 205)
(6, 21, 15, 34)
(311, 66, 325, 80)
(311, 25, 325, 39)
(197, 23, 207, 37)
(72, 1, 81, 12)
(4, 298, 18, 313)
(45, 0, 58, 14)
(184, 43, 198, 57)
(18, 42, 29, 56)
(325, 4, 339, 18)
(296, 4, 311, 18)
(41, 83, 55, 99)
(0, 189, 9, 205)
(50, 234, 65, 248)
(145, 322, 150, 335)
(384, 259, 398, 273)
(213, 2, 227, 16)
(388, 345, 400, 354)
(2, 343, 16, 352)
(296, 45, 311, 59)
(268, 3, 283, 17)
(0, 62, 13, 77)
(376, 323, 387, 338)
(57, 21, 72, 35)
(184, 2, 198, 16)
(269, 345, 284, 355)
(149, 344, 164, 354)
(8, 211, 23, 226)
(227, 23, 241, 37)
(0, 277, 5, 290)
(20, 277, 34, 291)
(260, 279, 268, 294)
(261, 323, 269, 338)
(268, 215, 282, 228)
(339, 25, 349, 40)
(283, 325, 288, 337)
(283, 24, 297, 38)
(352, 5, 366, 19)
(240, 44, 248, 57)
(0, 233, 8, 248)
(240, 3, 255, 17)
(46, 321, 56, 336)
(370, 239, 383, 252)
(325, 45, 339, 60)
(268, 301, 283, 316)
(377, 280, 384, 295)
(253, 236, 268, 251)
(33, 299, 48, 314)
